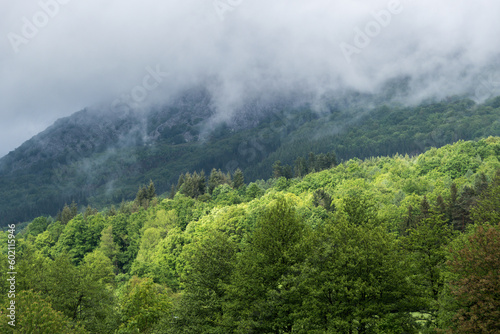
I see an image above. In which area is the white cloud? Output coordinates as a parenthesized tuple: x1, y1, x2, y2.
(0, 0, 499, 156)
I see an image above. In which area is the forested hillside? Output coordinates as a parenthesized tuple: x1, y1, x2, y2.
(1, 137, 499, 333)
(1, 95, 500, 227)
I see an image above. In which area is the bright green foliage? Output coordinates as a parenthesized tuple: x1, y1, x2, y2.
(148, 226, 185, 290)
(16, 249, 117, 333)
(53, 213, 106, 263)
(223, 195, 307, 332)
(118, 276, 172, 333)
(246, 182, 264, 199)
(212, 184, 242, 206)
(0, 290, 88, 334)
(5, 137, 500, 333)
(26, 216, 51, 236)
(99, 225, 119, 265)
(3, 97, 500, 226)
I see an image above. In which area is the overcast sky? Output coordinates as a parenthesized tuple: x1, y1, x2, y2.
(1, 0, 499, 157)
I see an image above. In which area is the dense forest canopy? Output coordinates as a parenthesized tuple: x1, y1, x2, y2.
(1, 95, 500, 227)
(1, 137, 499, 333)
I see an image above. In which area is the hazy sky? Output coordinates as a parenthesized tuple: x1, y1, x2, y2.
(1, 0, 499, 157)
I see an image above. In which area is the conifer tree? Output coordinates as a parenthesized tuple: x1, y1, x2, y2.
(208, 169, 224, 194)
(294, 156, 308, 177)
(232, 168, 245, 189)
(272, 160, 283, 178)
(146, 180, 156, 200)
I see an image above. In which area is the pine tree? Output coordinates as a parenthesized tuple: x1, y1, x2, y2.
(135, 185, 148, 207)
(401, 205, 416, 235)
(58, 203, 77, 225)
(307, 152, 317, 172)
(177, 173, 185, 191)
(146, 180, 156, 200)
(199, 170, 207, 195)
(312, 189, 334, 212)
(232, 168, 245, 189)
(208, 169, 224, 194)
(282, 165, 293, 179)
(294, 156, 308, 178)
(419, 195, 430, 221)
(448, 182, 459, 228)
(435, 194, 447, 217)
(272, 161, 283, 178)
(83, 205, 98, 220)
(169, 184, 176, 199)
(470, 170, 500, 225)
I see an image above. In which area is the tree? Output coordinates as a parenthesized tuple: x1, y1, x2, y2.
(282, 164, 293, 179)
(272, 160, 283, 178)
(174, 231, 237, 332)
(57, 202, 78, 225)
(135, 180, 156, 208)
(312, 188, 334, 212)
(176, 173, 185, 191)
(83, 205, 98, 220)
(447, 223, 500, 333)
(147, 179, 156, 199)
(246, 183, 264, 200)
(294, 156, 308, 177)
(118, 277, 171, 333)
(435, 194, 447, 217)
(179, 171, 206, 198)
(0, 290, 87, 334)
(297, 219, 418, 333)
(168, 184, 176, 199)
(307, 152, 317, 172)
(402, 213, 456, 326)
(40, 251, 117, 333)
(208, 168, 228, 194)
(99, 225, 119, 267)
(419, 195, 431, 220)
(27, 216, 51, 237)
(342, 188, 377, 226)
(53, 214, 106, 264)
(470, 170, 500, 225)
(232, 168, 245, 189)
(223, 196, 307, 332)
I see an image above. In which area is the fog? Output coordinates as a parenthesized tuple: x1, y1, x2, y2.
(1, 0, 499, 157)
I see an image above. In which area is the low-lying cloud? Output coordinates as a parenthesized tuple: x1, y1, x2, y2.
(1, 0, 499, 157)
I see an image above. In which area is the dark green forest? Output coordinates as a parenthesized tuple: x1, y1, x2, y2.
(1, 95, 500, 227)
(1, 137, 500, 333)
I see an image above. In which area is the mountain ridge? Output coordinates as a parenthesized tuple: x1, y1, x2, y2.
(1, 93, 499, 226)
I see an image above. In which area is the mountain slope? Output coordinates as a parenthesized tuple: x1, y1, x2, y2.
(1, 94, 500, 226)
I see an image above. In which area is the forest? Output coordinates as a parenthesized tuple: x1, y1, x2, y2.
(1, 95, 500, 227)
(1, 137, 499, 333)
